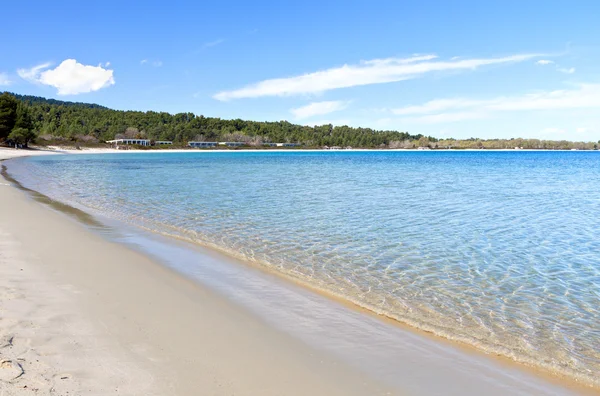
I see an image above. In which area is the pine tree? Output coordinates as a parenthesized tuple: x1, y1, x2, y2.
(14, 102, 33, 131)
(8, 102, 36, 147)
(0, 93, 18, 140)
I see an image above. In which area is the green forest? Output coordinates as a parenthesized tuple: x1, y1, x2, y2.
(0, 91, 598, 150)
(0, 92, 426, 148)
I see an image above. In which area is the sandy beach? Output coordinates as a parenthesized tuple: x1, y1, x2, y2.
(0, 148, 392, 395)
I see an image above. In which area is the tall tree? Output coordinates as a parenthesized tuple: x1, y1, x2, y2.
(0, 93, 18, 140)
(8, 103, 36, 147)
(14, 102, 33, 131)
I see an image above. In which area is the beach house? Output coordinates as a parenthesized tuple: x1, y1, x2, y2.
(188, 142, 218, 148)
(218, 142, 245, 147)
(276, 143, 301, 147)
(106, 139, 151, 148)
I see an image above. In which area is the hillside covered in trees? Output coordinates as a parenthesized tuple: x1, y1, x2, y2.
(2, 92, 425, 148)
(1, 92, 598, 150)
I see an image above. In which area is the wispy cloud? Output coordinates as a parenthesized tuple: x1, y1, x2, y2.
(17, 62, 53, 82)
(557, 67, 575, 74)
(141, 59, 162, 67)
(213, 53, 542, 101)
(0, 72, 11, 86)
(393, 83, 600, 123)
(18, 59, 115, 95)
(291, 100, 350, 119)
(535, 59, 576, 74)
(204, 39, 225, 48)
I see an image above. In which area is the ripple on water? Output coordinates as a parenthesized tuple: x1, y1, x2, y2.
(6, 151, 600, 385)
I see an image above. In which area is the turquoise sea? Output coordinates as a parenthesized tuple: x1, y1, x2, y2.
(6, 151, 600, 384)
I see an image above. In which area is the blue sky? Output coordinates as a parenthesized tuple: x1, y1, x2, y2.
(2, 0, 600, 141)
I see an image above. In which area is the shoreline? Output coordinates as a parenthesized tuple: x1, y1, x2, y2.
(4, 145, 600, 156)
(48, 146, 600, 153)
(91, 206, 599, 391)
(110, 207, 600, 393)
(82, 214, 597, 395)
(1, 148, 598, 394)
(0, 149, 392, 395)
(119, 219, 600, 394)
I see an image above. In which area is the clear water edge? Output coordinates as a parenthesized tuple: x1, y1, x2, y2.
(6, 151, 600, 388)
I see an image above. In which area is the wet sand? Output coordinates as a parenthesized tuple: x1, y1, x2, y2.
(0, 149, 392, 395)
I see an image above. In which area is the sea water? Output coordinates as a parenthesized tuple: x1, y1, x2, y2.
(6, 150, 600, 384)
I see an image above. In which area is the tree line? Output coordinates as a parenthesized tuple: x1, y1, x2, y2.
(1, 92, 598, 149)
(2, 92, 425, 148)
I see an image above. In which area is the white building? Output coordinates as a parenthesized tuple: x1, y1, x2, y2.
(106, 139, 151, 147)
(188, 141, 217, 148)
(275, 143, 301, 147)
(154, 141, 173, 145)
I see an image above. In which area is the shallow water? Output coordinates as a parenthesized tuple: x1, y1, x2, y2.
(7, 151, 600, 384)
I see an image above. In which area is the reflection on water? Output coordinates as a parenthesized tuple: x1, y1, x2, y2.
(6, 151, 600, 385)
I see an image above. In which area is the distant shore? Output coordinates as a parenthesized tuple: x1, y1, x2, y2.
(3, 145, 599, 156)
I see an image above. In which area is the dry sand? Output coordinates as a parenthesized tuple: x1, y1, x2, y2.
(0, 148, 393, 395)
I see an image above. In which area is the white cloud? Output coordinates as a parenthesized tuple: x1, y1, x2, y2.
(392, 83, 600, 123)
(0, 72, 11, 86)
(141, 59, 162, 67)
(19, 59, 115, 95)
(360, 54, 437, 66)
(535, 60, 575, 74)
(291, 100, 350, 119)
(213, 53, 541, 101)
(557, 67, 575, 74)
